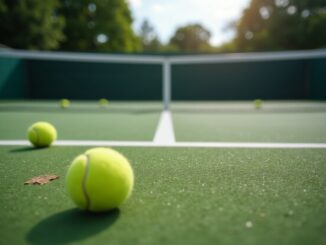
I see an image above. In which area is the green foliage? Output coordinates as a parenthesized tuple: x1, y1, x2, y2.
(59, 0, 141, 52)
(215, 41, 238, 53)
(169, 24, 213, 53)
(139, 19, 162, 52)
(233, 0, 326, 51)
(0, 0, 65, 50)
(0, 0, 140, 52)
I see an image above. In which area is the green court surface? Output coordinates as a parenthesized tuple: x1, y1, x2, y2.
(0, 100, 326, 245)
(0, 146, 325, 245)
(172, 101, 326, 142)
(0, 101, 161, 141)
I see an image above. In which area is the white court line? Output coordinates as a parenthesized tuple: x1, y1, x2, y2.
(153, 111, 175, 144)
(1, 140, 326, 148)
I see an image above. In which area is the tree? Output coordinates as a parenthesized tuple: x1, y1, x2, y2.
(0, 0, 65, 50)
(233, 0, 326, 51)
(59, 0, 140, 52)
(169, 24, 213, 53)
(139, 19, 161, 52)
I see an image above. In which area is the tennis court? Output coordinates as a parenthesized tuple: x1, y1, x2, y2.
(0, 50, 326, 245)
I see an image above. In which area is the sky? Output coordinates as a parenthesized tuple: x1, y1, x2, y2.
(127, 0, 251, 46)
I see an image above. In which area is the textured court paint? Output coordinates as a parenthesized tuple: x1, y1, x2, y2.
(0, 101, 161, 141)
(0, 146, 326, 245)
(173, 102, 326, 143)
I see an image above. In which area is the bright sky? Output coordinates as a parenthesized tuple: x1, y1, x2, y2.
(127, 0, 251, 46)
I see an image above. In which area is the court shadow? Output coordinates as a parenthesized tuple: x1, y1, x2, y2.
(10, 147, 47, 153)
(26, 208, 120, 244)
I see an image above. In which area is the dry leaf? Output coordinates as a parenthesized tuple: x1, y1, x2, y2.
(24, 175, 59, 185)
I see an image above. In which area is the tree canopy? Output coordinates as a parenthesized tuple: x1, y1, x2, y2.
(0, 0, 65, 50)
(233, 0, 326, 51)
(0, 0, 140, 52)
(59, 0, 140, 52)
(1, 0, 324, 53)
(169, 24, 213, 53)
(139, 19, 161, 52)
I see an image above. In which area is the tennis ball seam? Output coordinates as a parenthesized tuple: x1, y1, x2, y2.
(82, 154, 91, 210)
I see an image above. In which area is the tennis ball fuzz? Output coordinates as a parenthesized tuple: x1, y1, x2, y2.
(98, 98, 109, 107)
(254, 99, 262, 109)
(27, 122, 57, 147)
(60, 99, 70, 109)
(65, 148, 134, 212)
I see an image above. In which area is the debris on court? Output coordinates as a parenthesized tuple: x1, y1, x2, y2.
(24, 175, 59, 185)
(245, 221, 253, 228)
(284, 210, 294, 217)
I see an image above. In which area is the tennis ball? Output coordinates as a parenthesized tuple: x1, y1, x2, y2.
(60, 99, 70, 109)
(98, 98, 109, 107)
(27, 122, 57, 147)
(254, 99, 262, 109)
(65, 147, 134, 212)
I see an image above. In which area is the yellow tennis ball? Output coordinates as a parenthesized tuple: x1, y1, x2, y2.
(65, 147, 134, 212)
(60, 99, 70, 109)
(98, 98, 109, 107)
(27, 122, 57, 147)
(254, 99, 262, 109)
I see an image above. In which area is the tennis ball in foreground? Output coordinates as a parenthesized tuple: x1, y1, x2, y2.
(27, 122, 57, 147)
(254, 99, 262, 109)
(66, 147, 134, 212)
(60, 99, 70, 109)
(98, 98, 109, 107)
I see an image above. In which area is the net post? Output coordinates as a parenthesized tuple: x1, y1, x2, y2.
(163, 58, 171, 110)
